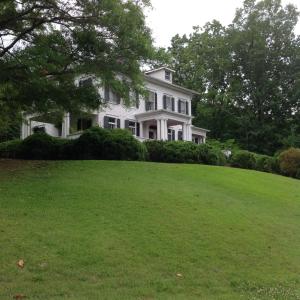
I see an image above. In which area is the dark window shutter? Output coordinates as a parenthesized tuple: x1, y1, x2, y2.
(178, 100, 181, 113)
(103, 116, 109, 128)
(104, 85, 110, 102)
(172, 98, 175, 111)
(155, 93, 157, 110)
(135, 92, 139, 108)
(125, 120, 129, 129)
(136, 122, 140, 137)
(186, 102, 189, 115)
(163, 95, 167, 109)
(117, 119, 121, 128)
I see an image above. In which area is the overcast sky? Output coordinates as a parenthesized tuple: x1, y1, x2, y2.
(146, 0, 300, 48)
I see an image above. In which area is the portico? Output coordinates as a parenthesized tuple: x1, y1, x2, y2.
(136, 109, 192, 141)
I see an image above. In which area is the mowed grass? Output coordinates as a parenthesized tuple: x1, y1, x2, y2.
(0, 160, 300, 300)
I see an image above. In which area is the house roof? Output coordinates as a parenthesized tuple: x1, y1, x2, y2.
(144, 66, 175, 74)
(144, 74, 200, 96)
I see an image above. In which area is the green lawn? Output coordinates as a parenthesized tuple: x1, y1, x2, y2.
(0, 160, 300, 299)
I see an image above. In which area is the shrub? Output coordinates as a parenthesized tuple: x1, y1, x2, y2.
(102, 129, 147, 161)
(18, 133, 63, 160)
(72, 127, 109, 159)
(72, 127, 147, 161)
(197, 144, 226, 166)
(0, 139, 21, 159)
(230, 150, 256, 169)
(278, 148, 300, 178)
(144, 140, 226, 165)
(255, 154, 278, 173)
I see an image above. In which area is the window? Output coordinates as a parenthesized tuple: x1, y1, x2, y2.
(108, 117, 117, 129)
(104, 85, 120, 104)
(165, 71, 171, 81)
(77, 118, 92, 131)
(146, 91, 156, 111)
(178, 99, 189, 115)
(126, 120, 137, 135)
(168, 129, 175, 141)
(178, 131, 183, 141)
(163, 95, 174, 111)
(104, 116, 120, 129)
(79, 77, 93, 87)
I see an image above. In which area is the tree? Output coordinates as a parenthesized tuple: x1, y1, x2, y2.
(0, 0, 154, 125)
(169, 0, 300, 154)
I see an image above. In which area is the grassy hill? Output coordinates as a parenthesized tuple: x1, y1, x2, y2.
(0, 160, 300, 299)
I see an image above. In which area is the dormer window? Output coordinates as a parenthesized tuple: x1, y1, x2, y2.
(165, 70, 171, 81)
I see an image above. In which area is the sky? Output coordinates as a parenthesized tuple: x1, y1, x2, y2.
(146, 0, 300, 48)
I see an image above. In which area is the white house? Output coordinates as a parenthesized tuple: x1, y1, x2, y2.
(21, 67, 209, 143)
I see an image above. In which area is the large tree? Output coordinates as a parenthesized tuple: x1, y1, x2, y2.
(0, 0, 154, 128)
(170, 0, 300, 154)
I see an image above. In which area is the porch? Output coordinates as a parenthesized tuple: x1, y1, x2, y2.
(135, 110, 193, 142)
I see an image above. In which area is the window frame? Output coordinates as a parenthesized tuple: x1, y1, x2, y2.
(108, 117, 117, 129)
(145, 90, 156, 111)
(179, 99, 187, 114)
(165, 71, 171, 81)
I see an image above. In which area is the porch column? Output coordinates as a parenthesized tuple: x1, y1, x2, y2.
(140, 121, 144, 139)
(186, 123, 192, 141)
(162, 119, 168, 141)
(62, 113, 70, 138)
(182, 123, 186, 141)
(156, 119, 161, 140)
(21, 117, 30, 139)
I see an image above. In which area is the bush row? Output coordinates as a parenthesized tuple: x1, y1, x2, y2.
(230, 149, 300, 179)
(0, 128, 147, 161)
(0, 128, 299, 179)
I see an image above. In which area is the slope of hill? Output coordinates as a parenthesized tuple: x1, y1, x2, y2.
(1, 160, 300, 299)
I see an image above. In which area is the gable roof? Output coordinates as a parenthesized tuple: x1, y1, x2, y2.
(144, 66, 175, 75)
(144, 74, 200, 96)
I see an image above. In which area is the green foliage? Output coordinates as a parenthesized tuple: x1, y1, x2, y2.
(278, 148, 300, 178)
(254, 154, 279, 173)
(231, 150, 256, 169)
(71, 127, 147, 161)
(144, 140, 226, 165)
(18, 133, 66, 160)
(169, 0, 300, 155)
(0, 139, 21, 158)
(0, 0, 154, 121)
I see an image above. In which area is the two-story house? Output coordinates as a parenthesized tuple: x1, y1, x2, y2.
(21, 67, 209, 143)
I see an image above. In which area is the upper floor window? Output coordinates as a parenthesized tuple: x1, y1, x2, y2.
(178, 99, 189, 115)
(104, 85, 120, 104)
(145, 90, 157, 111)
(163, 95, 175, 111)
(165, 71, 171, 81)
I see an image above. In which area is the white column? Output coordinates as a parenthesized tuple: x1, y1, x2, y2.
(162, 119, 168, 141)
(156, 119, 161, 140)
(140, 121, 144, 139)
(62, 113, 70, 138)
(187, 123, 192, 141)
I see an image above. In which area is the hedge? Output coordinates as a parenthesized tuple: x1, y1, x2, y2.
(230, 150, 256, 169)
(144, 140, 226, 165)
(0, 139, 21, 159)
